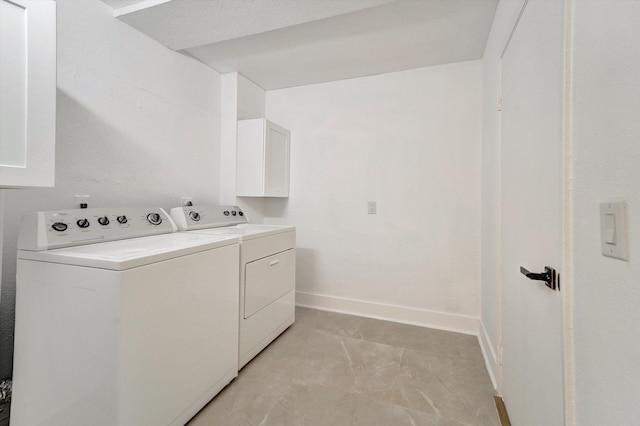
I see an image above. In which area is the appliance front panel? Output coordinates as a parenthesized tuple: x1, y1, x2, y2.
(244, 248, 295, 319)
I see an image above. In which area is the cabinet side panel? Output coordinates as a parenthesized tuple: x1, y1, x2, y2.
(264, 121, 290, 197)
(236, 119, 266, 196)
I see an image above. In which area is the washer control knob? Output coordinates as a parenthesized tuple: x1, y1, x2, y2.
(231, 211, 237, 216)
(117, 215, 128, 224)
(189, 211, 201, 221)
(238, 211, 244, 217)
(98, 216, 110, 226)
(223, 210, 230, 216)
(147, 213, 162, 225)
(52, 222, 68, 232)
(77, 218, 90, 228)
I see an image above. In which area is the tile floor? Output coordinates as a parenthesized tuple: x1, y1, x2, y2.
(188, 307, 500, 426)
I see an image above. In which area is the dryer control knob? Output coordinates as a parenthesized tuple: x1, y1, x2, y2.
(77, 218, 90, 228)
(223, 211, 230, 216)
(147, 213, 162, 225)
(98, 216, 110, 226)
(189, 211, 201, 221)
(52, 222, 68, 232)
(117, 215, 128, 224)
(231, 211, 237, 216)
(238, 211, 244, 216)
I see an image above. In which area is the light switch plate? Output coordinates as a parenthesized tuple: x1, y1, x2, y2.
(600, 201, 628, 261)
(603, 213, 616, 244)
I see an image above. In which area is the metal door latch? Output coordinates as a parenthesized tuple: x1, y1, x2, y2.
(520, 266, 560, 291)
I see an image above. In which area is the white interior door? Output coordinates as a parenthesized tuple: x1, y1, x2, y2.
(500, 0, 565, 424)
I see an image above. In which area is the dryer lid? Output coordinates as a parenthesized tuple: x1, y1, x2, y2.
(188, 223, 295, 241)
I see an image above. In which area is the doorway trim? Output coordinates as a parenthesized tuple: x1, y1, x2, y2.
(561, 0, 576, 424)
(497, 0, 575, 423)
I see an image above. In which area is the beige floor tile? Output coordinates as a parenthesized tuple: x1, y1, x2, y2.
(188, 307, 499, 426)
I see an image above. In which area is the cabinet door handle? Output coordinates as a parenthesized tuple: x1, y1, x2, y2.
(269, 259, 280, 267)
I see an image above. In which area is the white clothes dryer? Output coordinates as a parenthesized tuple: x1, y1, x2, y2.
(170, 205, 295, 368)
(11, 207, 240, 426)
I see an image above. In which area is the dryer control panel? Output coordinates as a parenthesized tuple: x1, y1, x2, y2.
(18, 207, 177, 251)
(170, 205, 248, 231)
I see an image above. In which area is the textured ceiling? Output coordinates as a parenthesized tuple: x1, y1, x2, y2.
(101, 0, 498, 90)
(106, 0, 395, 50)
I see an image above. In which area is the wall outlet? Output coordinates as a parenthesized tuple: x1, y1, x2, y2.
(74, 194, 90, 209)
(181, 197, 194, 207)
(368, 201, 377, 215)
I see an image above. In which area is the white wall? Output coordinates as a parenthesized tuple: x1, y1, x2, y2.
(571, 1, 640, 423)
(0, 0, 222, 379)
(265, 61, 482, 333)
(237, 75, 266, 120)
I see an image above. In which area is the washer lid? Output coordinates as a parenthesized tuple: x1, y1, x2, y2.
(17, 233, 239, 271)
(187, 223, 295, 241)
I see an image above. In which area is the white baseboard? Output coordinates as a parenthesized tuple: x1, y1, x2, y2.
(295, 291, 479, 336)
(478, 320, 500, 391)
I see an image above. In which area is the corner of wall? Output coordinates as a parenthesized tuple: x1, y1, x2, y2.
(220, 73, 239, 206)
(478, 319, 500, 392)
(237, 74, 266, 120)
(219, 72, 268, 222)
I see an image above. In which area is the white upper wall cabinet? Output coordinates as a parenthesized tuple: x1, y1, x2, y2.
(237, 119, 290, 198)
(0, 0, 56, 188)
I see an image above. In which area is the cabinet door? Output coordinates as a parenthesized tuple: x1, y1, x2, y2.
(264, 121, 290, 197)
(0, 0, 56, 187)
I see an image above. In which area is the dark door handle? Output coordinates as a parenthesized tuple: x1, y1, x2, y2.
(520, 266, 560, 291)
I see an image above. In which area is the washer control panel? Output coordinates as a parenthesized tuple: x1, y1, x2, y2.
(170, 205, 248, 231)
(18, 207, 177, 251)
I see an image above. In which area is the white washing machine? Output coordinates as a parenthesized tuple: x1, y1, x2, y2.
(170, 205, 295, 368)
(11, 207, 240, 426)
